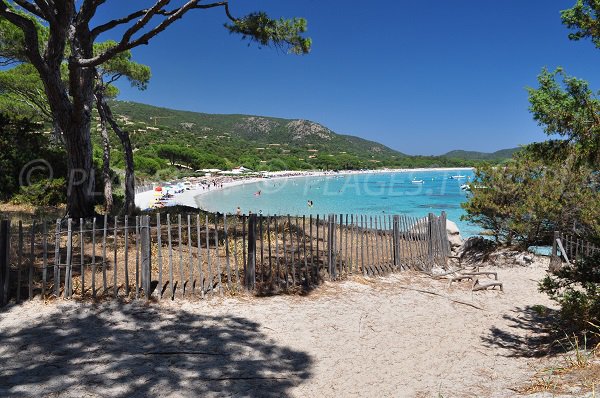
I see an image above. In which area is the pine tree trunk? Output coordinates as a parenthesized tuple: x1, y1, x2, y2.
(62, 122, 96, 219)
(97, 95, 136, 215)
(96, 95, 113, 214)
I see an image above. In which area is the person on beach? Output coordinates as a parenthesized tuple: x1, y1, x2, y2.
(236, 206, 242, 216)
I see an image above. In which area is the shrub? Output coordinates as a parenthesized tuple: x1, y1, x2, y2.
(12, 178, 67, 206)
(462, 153, 600, 247)
(539, 253, 600, 337)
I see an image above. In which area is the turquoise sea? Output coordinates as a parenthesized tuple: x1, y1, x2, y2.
(195, 169, 480, 237)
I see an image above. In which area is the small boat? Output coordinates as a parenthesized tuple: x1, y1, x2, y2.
(460, 184, 470, 191)
(451, 175, 466, 180)
(411, 179, 424, 184)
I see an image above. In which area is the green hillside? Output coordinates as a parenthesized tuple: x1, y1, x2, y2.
(94, 101, 496, 181)
(441, 148, 520, 161)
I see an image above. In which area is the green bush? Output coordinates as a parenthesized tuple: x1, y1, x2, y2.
(12, 178, 67, 206)
(134, 155, 162, 176)
(539, 253, 600, 337)
(462, 152, 600, 247)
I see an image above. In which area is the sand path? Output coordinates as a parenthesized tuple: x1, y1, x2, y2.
(0, 262, 561, 397)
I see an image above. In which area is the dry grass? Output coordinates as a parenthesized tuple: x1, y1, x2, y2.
(0, 202, 65, 223)
(518, 331, 600, 396)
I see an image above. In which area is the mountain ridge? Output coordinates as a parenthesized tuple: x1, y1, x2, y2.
(99, 101, 515, 177)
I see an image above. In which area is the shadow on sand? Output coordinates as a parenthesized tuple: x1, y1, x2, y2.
(481, 305, 561, 358)
(0, 302, 312, 397)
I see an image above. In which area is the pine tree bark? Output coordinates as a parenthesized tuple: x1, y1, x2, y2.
(96, 91, 136, 215)
(95, 93, 113, 214)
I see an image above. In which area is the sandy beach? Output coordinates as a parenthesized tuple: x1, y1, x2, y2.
(135, 167, 474, 211)
(1, 258, 586, 398)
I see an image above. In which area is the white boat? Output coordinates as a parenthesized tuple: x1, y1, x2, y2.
(451, 175, 466, 180)
(411, 179, 424, 184)
(460, 184, 470, 191)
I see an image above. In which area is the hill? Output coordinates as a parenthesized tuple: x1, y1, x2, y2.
(441, 148, 520, 161)
(94, 101, 502, 180)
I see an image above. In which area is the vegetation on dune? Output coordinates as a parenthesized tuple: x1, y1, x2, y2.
(463, 0, 600, 343)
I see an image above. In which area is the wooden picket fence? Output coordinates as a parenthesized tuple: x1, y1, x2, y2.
(0, 212, 450, 305)
(550, 231, 599, 270)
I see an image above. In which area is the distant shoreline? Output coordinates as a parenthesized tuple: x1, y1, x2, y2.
(135, 167, 474, 211)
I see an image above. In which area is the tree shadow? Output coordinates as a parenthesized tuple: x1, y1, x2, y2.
(0, 303, 312, 397)
(481, 305, 562, 358)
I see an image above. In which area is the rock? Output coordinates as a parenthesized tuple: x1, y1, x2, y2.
(446, 220, 463, 249)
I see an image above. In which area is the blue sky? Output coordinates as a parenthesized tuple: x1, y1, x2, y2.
(102, 0, 600, 155)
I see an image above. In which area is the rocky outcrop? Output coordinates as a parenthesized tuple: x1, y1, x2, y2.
(446, 220, 463, 250)
(286, 120, 333, 141)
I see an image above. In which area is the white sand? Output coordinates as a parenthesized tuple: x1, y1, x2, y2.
(135, 167, 474, 211)
(0, 260, 575, 397)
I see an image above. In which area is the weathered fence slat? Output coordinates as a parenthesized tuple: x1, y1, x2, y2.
(224, 214, 232, 290)
(259, 215, 264, 285)
(275, 216, 281, 288)
(113, 216, 118, 298)
(205, 215, 212, 295)
(0, 220, 10, 306)
(54, 219, 61, 297)
(66, 219, 73, 299)
(141, 215, 151, 300)
(124, 216, 130, 296)
(167, 215, 174, 299)
(187, 214, 193, 296)
(214, 215, 223, 296)
(42, 222, 48, 299)
(246, 214, 256, 290)
(288, 215, 296, 286)
(157, 213, 163, 299)
(302, 215, 309, 287)
(17, 221, 23, 302)
(196, 214, 204, 299)
(241, 215, 247, 287)
(233, 219, 239, 290)
(267, 216, 273, 287)
(29, 221, 35, 300)
(136, 217, 141, 298)
(282, 216, 288, 289)
(102, 214, 108, 294)
(79, 219, 84, 296)
(178, 214, 184, 298)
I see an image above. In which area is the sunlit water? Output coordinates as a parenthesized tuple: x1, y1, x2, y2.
(195, 169, 480, 237)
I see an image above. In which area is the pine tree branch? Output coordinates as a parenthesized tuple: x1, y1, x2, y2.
(80, 1, 234, 67)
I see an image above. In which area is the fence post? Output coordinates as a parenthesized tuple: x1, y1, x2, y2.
(550, 230, 560, 272)
(392, 215, 399, 269)
(246, 214, 256, 290)
(327, 215, 333, 280)
(141, 215, 152, 299)
(427, 213, 434, 266)
(0, 219, 10, 306)
(440, 211, 448, 256)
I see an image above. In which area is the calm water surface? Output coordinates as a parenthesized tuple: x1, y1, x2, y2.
(195, 169, 480, 236)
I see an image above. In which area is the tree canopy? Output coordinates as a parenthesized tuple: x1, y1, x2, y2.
(0, 1, 311, 218)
